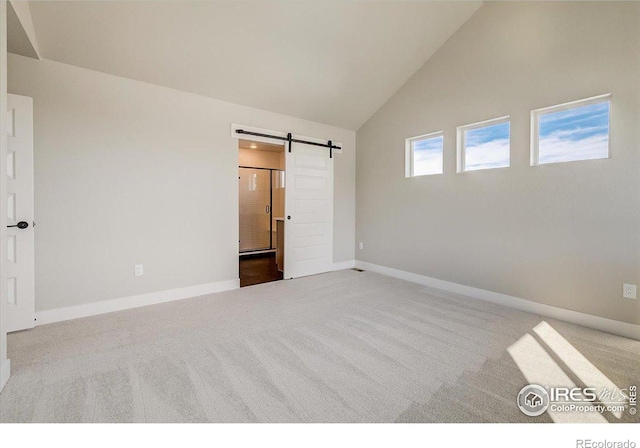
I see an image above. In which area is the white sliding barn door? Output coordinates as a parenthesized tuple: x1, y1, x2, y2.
(284, 143, 333, 279)
(5, 94, 34, 332)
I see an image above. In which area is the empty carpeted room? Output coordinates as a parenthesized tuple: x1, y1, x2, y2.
(0, 0, 639, 444)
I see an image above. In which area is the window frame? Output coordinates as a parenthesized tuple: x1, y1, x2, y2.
(456, 115, 511, 173)
(405, 131, 444, 178)
(530, 93, 612, 166)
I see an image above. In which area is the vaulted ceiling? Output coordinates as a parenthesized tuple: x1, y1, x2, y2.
(26, 1, 482, 130)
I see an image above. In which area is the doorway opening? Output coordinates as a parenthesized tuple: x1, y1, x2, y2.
(238, 138, 285, 287)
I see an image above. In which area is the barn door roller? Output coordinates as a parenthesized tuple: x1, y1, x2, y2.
(236, 129, 340, 158)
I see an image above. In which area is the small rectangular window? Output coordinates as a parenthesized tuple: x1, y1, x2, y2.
(457, 116, 510, 172)
(405, 132, 444, 177)
(531, 94, 611, 165)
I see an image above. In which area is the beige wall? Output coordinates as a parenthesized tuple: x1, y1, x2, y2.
(356, 2, 640, 325)
(8, 54, 356, 312)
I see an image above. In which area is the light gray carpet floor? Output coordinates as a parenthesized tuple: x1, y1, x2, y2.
(1, 269, 638, 423)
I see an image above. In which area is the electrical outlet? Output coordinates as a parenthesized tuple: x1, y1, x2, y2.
(135, 264, 144, 277)
(623, 283, 636, 299)
(359, 242, 364, 250)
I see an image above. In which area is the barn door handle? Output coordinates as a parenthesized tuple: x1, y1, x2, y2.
(7, 221, 29, 229)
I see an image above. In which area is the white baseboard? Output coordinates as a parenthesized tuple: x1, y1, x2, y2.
(0, 359, 10, 392)
(356, 261, 640, 341)
(333, 260, 356, 271)
(35, 279, 240, 326)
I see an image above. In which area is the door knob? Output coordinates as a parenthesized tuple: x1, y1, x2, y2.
(287, 215, 291, 220)
(7, 221, 29, 229)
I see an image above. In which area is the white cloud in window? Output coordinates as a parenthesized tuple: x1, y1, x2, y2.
(465, 138, 510, 171)
(413, 135, 443, 176)
(539, 133, 609, 164)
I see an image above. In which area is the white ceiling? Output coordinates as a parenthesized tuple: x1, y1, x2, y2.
(27, 1, 481, 130)
(7, 2, 39, 59)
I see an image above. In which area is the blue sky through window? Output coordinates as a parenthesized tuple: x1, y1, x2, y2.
(538, 101, 609, 164)
(413, 135, 443, 176)
(464, 121, 510, 171)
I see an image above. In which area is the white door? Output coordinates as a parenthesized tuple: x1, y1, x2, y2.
(5, 94, 34, 332)
(284, 143, 333, 279)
